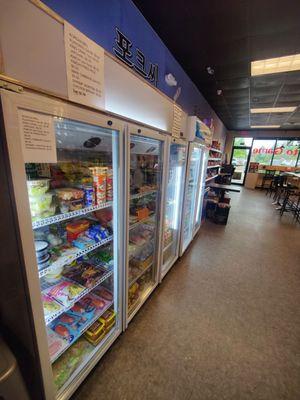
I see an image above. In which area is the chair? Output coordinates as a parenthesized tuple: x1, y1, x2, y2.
(261, 170, 276, 190)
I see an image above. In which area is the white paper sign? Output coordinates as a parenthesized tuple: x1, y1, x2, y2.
(19, 110, 57, 163)
(64, 22, 105, 109)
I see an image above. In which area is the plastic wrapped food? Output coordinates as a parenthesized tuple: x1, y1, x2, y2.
(84, 319, 105, 345)
(29, 193, 54, 219)
(64, 262, 105, 288)
(72, 236, 95, 250)
(52, 338, 92, 390)
(66, 220, 90, 242)
(27, 179, 50, 196)
(93, 286, 113, 302)
(42, 294, 63, 319)
(47, 329, 67, 361)
(44, 280, 85, 307)
(55, 188, 84, 201)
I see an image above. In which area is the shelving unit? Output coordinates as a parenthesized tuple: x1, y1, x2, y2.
(39, 236, 113, 278)
(32, 201, 112, 229)
(206, 144, 223, 185)
(130, 189, 157, 200)
(42, 267, 113, 325)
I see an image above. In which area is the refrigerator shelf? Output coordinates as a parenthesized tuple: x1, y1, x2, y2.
(129, 215, 155, 231)
(32, 201, 113, 229)
(163, 240, 174, 252)
(129, 262, 153, 287)
(130, 190, 157, 200)
(50, 299, 113, 363)
(128, 283, 156, 322)
(43, 268, 113, 326)
(208, 157, 221, 161)
(39, 236, 113, 279)
(207, 165, 221, 169)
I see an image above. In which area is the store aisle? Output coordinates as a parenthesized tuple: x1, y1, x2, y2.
(72, 189, 300, 400)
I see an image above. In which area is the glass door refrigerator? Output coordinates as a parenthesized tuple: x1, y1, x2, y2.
(160, 137, 188, 280)
(0, 90, 123, 400)
(179, 141, 205, 256)
(124, 125, 167, 326)
(193, 146, 209, 235)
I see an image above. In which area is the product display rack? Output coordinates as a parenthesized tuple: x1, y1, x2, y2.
(206, 145, 223, 184)
(32, 201, 112, 229)
(38, 236, 113, 278)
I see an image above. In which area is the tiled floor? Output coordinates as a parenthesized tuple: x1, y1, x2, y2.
(72, 188, 300, 400)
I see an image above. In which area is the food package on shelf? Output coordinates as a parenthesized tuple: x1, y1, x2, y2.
(43, 279, 85, 307)
(92, 286, 113, 302)
(90, 167, 107, 205)
(27, 179, 50, 196)
(130, 254, 153, 270)
(84, 319, 106, 346)
(55, 188, 84, 201)
(42, 294, 63, 320)
(63, 262, 105, 288)
(136, 207, 149, 221)
(106, 168, 113, 201)
(52, 337, 92, 390)
(85, 225, 110, 242)
(47, 328, 67, 362)
(99, 309, 116, 332)
(66, 220, 90, 242)
(91, 248, 113, 269)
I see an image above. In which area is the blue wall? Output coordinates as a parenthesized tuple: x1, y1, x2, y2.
(44, 0, 225, 133)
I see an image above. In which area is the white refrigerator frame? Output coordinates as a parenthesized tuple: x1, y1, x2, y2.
(193, 146, 209, 237)
(159, 136, 188, 282)
(123, 124, 168, 328)
(0, 89, 125, 400)
(179, 140, 206, 256)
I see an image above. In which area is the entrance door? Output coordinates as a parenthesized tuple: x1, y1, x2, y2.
(231, 147, 251, 184)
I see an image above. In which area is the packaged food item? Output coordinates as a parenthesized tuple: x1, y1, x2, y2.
(42, 294, 63, 319)
(93, 286, 113, 302)
(64, 262, 105, 288)
(52, 338, 92, 390)
(50, 313, 83, 343)
(91, 167, 107, 205)
(99, 309, 116, 332)
(78, 185, 94, 207)
(84, 319, 105, 345)
(66, 220, 90, 242)
(27, 179, 50, 196)
(71, 293, 107, 316)
(35, 240, 49, 260)
(29, 193, 55, 220)
(85, 225, 110, 242)
(55, 188, 84, 201)
(44, 280, 85, 307)
(37, 254, 51, 272)
(72, 236, 95, 250)
(106, 169, 113, 201)
(47, 328, 67, 362)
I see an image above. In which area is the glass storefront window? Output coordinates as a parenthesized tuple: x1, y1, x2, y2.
(234, 137, 253, 147)
(250, 139, 276, 165)
(272, 140, 300, 167)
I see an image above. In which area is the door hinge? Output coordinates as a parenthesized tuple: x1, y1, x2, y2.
(0, 80, 23, 93)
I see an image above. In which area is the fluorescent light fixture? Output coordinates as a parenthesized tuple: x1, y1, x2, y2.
(251, 125, 280, 129)
(251, 54, 300, 76)
(251, 106, 296, 113)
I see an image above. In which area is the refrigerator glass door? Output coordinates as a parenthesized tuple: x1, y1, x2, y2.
(181, 143, 202, 253)
(127, 133, 164, 321)
(194, 147, 208, 232)
(1, 91, 123, 400)
(161, 142, 187, 277)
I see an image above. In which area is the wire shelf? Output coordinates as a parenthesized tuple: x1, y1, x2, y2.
(38, 236, 113, 278)
(130, 190, 157, 200)
(207, 165, 221, 169)
(43, 267, 113, 326)
(32, 201, 112, 229)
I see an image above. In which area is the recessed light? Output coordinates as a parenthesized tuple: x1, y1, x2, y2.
(251, 106, 296, 113)
(251, 125, 280, 128)
(251, 54, 300, 76)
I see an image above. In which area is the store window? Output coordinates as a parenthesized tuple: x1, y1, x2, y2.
(272, 140, 300, 167)
(233, 137, 253, 147)
(250, 139, 276, 165)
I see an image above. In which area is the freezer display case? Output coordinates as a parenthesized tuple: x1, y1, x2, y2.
(0, 90, 123, 400)
(194, 146, 209, 234)
(125, 126, 166, 325)
(160, 138, 187, 279)
(180, 142, 204, 255)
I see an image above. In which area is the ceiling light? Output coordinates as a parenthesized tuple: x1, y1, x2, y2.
(251, 125, 280, 129)
(251, 106, 296, 113)
(251, 54, 300, 76)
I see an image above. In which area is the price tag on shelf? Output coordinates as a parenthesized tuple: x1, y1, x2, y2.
(18, 110, 57, 163)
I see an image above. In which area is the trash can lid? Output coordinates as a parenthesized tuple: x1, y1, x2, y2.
(0, 337, 17, 382)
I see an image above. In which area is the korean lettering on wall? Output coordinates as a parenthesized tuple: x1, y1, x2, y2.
(113, 28, 158, 86)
